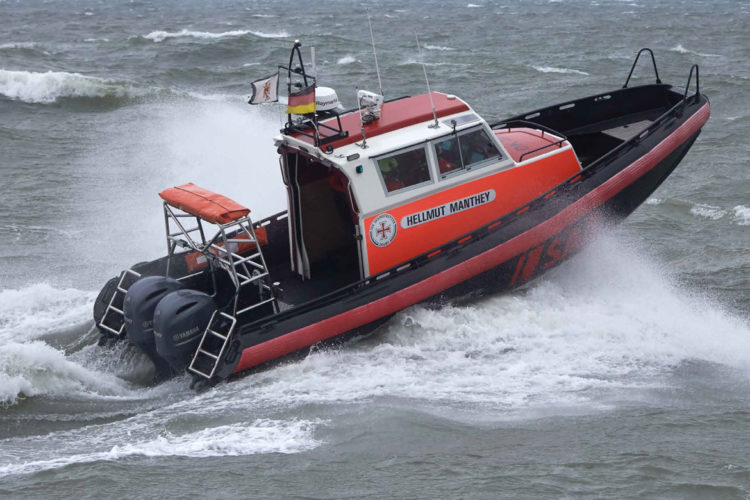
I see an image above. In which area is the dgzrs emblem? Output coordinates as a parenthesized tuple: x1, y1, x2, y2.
(370, 213, 397, 247)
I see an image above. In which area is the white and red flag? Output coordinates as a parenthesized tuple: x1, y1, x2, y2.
(248, 73, 279, 104)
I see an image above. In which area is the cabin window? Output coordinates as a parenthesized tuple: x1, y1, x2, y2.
(376, 145, 432, 194)
(434, 128, 502, 178)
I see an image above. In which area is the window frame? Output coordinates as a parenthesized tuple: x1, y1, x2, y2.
(373, 142, 435, 197)
(431, 126, 504, 180)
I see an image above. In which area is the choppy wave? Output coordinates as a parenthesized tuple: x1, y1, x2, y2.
(0, 284, 95, 343)
(0, 69, 145, 104)
(733, 205, 750, 226)
(0, 283, 134, 405)
(0, 42, 40, 51)
(223, 234, 750, 414)
(670, 44, 721, 58)
(0, 341, 131, 405)
(0, 419, 320, 477)
(399, 58, 469, 68)
(646, 199, 749, 227)
(336, 55, 357, 65)
(143, 29, 288, 42)
(1, 234, 748, 475)
(690, 203, 727, 221)
(424, 44, 455, 51)
(532, 65, 589, 76)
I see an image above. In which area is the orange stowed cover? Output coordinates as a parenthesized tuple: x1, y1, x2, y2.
(494, 128, 568, 163)
(159, 183, 250, 224)
(184, 226, 269, 273)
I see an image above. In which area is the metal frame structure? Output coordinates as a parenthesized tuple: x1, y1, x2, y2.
(159, 202, 279, 381)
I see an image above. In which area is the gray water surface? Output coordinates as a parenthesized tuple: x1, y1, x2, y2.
(1, 1, 749, 498)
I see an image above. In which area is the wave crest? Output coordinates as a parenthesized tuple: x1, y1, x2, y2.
(532, 65, 589, 76)
(0, 419, 321, 476)
(670, 44, 721, 58)
(0, 284, 95, 343)
(733, 205, 750, 226)
(0, 341, 130, 405)
(0, 69, 145, 104)
(142, 29, 288, 42)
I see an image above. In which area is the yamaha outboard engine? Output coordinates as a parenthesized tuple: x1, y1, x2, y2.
(153, 290, 217, 372)
(123, 276, 183, 379)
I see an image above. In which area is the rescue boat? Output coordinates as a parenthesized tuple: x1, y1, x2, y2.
(93, 45, 710, 388)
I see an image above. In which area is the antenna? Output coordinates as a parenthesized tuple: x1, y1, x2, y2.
(416, 34, 439, 129)
(311, 46, 317, 79)
(356, 87, 368, 149)
(367, 14, 384, 96)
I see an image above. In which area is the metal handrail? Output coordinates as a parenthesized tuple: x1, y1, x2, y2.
(490, 119, 569, 162)
(490, 119, 568, 140)
(623, 48, 662, 88)
(683, 64, 700, 102)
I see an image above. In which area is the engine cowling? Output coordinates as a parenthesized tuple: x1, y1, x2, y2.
(153, 289, 217, 372)
(123, 276, 183, 351)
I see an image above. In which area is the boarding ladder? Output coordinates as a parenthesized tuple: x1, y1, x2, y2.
(158, 199, 278, 381)
(99, 267, 142, 336)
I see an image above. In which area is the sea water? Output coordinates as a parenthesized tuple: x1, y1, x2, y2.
(1, 0, 749, 497)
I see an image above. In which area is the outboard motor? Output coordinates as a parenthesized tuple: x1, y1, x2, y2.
(123, 276, 183, 379)
(153, 290, 217, 372)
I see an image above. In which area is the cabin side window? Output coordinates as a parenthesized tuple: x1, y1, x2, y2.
(434, 128, 503, 178)
(375, 145, 432, 194)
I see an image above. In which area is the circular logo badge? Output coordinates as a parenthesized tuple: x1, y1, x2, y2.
(370, 213, 397, 247)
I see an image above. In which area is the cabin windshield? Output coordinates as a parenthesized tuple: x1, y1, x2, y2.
(434, 128, 503, 178)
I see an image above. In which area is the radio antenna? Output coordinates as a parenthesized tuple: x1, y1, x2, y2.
(416, 34, 439, 128)
(367, 14, 383, 96)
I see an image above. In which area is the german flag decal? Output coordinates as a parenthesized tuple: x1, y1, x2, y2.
(287, 85, 316, 115)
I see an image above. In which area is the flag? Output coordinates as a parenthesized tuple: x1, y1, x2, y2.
(286, 84, 316, 115)
(248, 73, 279, 104)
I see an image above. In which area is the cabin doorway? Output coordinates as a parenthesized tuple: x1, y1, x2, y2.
(281, 150, 361, 285)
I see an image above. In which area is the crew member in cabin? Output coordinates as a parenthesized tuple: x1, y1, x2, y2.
(378, 156, 404, 191)
(463, 131, 495, 164)
(403, 148, 430, 186)
(437, 138, 461, 174)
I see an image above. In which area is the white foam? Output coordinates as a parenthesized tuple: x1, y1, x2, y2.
(0, 69, 143, 103)
(532, 65, 589, 76)
(73, 97, 287, 268)
(336, 55, 357, 65)
(0, 284, 95, 342)
(690, 203, 727, 220)
(645, 197, 663, 205)
(143, 29, 288, 42)
(0, 419, 320, 477)
(670, 44, 721, 58)
(399, 58, 467, 68)
(732, 205, 750, 226)
(0, 341, 130, 405)
(223, 233, 750, 414)
(424, 44, 455, 51)
(0, 42, 38, 50)
(467, 3, 483, 7)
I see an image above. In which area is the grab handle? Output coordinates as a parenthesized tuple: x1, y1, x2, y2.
(683, 64, 700, 103)
(623, 48, 662, 88)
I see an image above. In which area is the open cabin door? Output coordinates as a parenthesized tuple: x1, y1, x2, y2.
(280, 149, 362, 283)
(281, 151, 310, 278)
